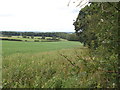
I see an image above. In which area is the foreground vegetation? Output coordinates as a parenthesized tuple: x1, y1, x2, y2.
(2, 40, 117, 88)
(2, 46, 116, 88)
(2, 40, 85, 88)
(3, 47, 85, 88)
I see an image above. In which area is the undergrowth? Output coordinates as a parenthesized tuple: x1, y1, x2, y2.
(2, 47, 117, 88)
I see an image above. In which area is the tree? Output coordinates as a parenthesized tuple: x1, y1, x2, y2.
(73, 2, 119, 88)
(31, 36, 34, 39)
(41, 36, 45, 39)
(22, 35, 27, 38)
(66, 33, 79, 41)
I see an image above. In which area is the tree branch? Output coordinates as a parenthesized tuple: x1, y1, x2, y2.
(107, 2, 120, 12)
(59, 53, 80, 70)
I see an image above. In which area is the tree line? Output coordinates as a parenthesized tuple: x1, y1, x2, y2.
(1, 31, 80, 41)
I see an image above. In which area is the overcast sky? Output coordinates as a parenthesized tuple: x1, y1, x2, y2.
(0, 0, 89, 32)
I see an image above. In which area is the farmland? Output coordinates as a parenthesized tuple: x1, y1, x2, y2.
(2, 36, 117, 88)
(2, 40, 82, 56)
(1, 35, 118, 88)
(2, 40, 88, 88)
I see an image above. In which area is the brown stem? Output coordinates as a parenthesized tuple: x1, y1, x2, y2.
(107, 2, 120, 12)
(98, 68, 119, 73)
(59, 53, 80, 70)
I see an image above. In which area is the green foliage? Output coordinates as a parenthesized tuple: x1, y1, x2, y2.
(22, 35, 27, 38)
(74, 2, 119, 88)
(1, 31, 81, 41)
(66, 33, 79, 41)
(31, 36, 34, 39)
(1, 36, 65, 42)
(34, 40, 39, 42)
(74, 2, 118, 49)
(41, 36, 45, 39)
(52, 36, 57, 40)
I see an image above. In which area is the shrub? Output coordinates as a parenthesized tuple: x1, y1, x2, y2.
(41, 36, 45, 39)
(31, 36, 34, 39)
(22, 36, 27, 38)
(34, 40, 39, 42)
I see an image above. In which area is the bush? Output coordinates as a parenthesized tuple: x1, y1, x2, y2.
(34, 40, 39, 42)
(22, 36, 27, 38)
(41, 36, 45, 39)
(66, 34, 79, 41)
(31, 36, 34, 39)
(7, 35, 12, 37)
(37, 38, 41, 39)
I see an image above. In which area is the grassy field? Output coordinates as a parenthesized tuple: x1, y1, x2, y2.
(2, 40, 112, 88)
(2, 40, 88, 88)
(2, 40, 82, 56)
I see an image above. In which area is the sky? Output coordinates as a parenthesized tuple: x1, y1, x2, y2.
(0, 0, 89, 32)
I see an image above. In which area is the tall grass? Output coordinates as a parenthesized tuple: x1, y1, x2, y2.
(3, 47, 113, 88)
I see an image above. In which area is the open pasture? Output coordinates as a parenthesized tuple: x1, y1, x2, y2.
(2, 40, 82, 56)
(2, 40, 114, 88)
(2, 40, 88, 88)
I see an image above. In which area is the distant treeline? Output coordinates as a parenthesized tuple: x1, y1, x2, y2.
(0, 38, 22, 41)
(1, 31, 80, 41)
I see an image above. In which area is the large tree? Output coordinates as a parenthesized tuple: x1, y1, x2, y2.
(73, 2, 120, 88)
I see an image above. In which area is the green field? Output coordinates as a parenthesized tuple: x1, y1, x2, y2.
(2, 40, 82, 56)
(2, 40, 113, 88)
(3, 40, 90, 88)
